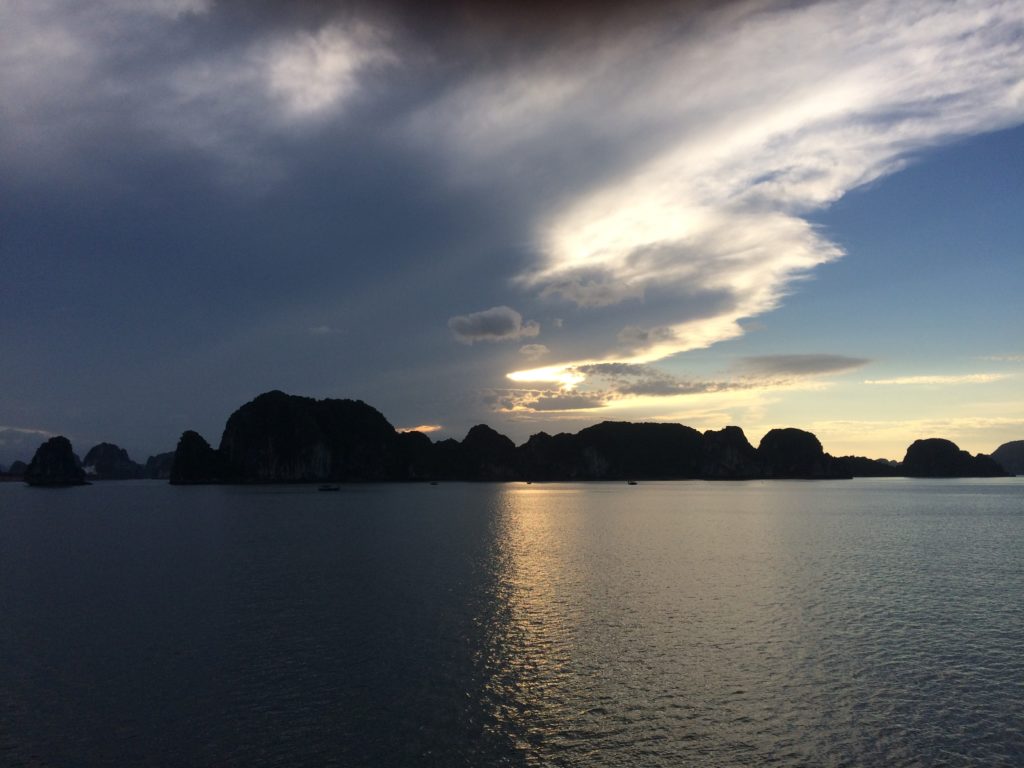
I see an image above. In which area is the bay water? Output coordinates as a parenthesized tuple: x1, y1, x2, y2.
(1, 479, 1022, 766)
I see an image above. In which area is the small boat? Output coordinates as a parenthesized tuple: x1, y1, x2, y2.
(626, 480, 638, 485)
(318, 484, 340, 492)
(429, 481, 439, 486)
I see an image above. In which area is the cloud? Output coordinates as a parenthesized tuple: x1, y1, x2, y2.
(490, 389, 608, 413)
(262, 22, 394, 121)
(513, 352, 866, 403)
(448, 306, 540, 344)
(406, 0, 1023, 383)
(572, 362, 727, 397)
(540, 275, 645, 307)
(737, 354, 870, 377)
(308, 325, 345, 335)
(519, 344, 550, 359)
(864, 373, 1008, 385)
(0, 2, 393, 181)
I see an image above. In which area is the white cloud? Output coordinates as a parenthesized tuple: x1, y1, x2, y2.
(864, 373, 1009, 385)
(406, 1, 1024, 385)
(448, 306, 540, 344)
(263, 22, 393, 121)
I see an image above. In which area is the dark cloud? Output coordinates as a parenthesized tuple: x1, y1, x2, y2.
(521, 392, 606, 411)
(574, 363, 733, 398)
(489, 389, 607, 412)
(448, 306, 540, 344)
(539, 273, 645, 307)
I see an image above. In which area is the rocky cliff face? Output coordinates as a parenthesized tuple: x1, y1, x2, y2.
(902, 438, 1008, 477)
(82, 443, 144, 479)
(991, 440, 1024, 475)
(216, 391, 403, 482)
(4, 460, 27, 477)
(461, 424, 519, 480)
(833, 455, 901, 477)
(573, 421, 704, 479)
(700, 426, 760, 479)
(25, 436, 87, 486)
(757, 428, 848, 479)
(144, 452, 176, 479)
(170, 431, 223, 484)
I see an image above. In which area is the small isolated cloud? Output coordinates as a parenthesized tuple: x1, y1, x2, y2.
(397, 424, 442, 433)
(738, 354, 870, 377)
(309, 325, 344, 335)
(519, 343, 550, 359)
(865, 373, 1008, 385)
(448, 306, 540, 344)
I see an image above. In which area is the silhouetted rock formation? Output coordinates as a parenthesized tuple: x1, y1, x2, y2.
(82, 442, 144, 479)
(580, 422, 704, 479)
(519, 431, 586, 480)
(25, 436, 88, 486)
(901, 438, 1009, 478)
(8, 460, 27, 477)
(757, 428, 848, 479)
(991, 440, 1024, 475)
(214, 390, 403, 482)
(461, 424, 519, 480)
(170, 431, 223, 484)
(700, 426, 760, 479)
(833, 455, 901, 477)
(144, 452, 176, 480)
(165, 390, 1013, 483)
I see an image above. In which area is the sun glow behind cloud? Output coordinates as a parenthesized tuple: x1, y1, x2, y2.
(480, 0, 1024, 398)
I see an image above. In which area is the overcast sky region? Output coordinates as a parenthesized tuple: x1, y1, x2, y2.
(1, 0, 1022, 465)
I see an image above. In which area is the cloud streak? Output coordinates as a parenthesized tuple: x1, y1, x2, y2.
(738, 355, 870, 377)
(864, 373, 1008, 385)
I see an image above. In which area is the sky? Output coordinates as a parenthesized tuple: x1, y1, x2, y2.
(1, 0, 1022, 466)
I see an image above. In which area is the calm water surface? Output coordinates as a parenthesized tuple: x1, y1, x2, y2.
(1, 479, 1022, 766)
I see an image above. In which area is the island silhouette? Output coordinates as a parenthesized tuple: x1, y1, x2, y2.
(12, 390, 1015, 486)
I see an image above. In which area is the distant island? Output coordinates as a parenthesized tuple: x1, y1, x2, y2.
(161, 390, 1012, 484)
(8, 390, 1016, 486)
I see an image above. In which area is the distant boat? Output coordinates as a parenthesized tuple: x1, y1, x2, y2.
(318, 484, 340, 492)
(627, 480, 638, 485)
(429, 481, 439, 486)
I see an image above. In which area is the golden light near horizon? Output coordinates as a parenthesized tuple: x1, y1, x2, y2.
(397, 424, 444, 433)
(507, 366, 588, 389)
